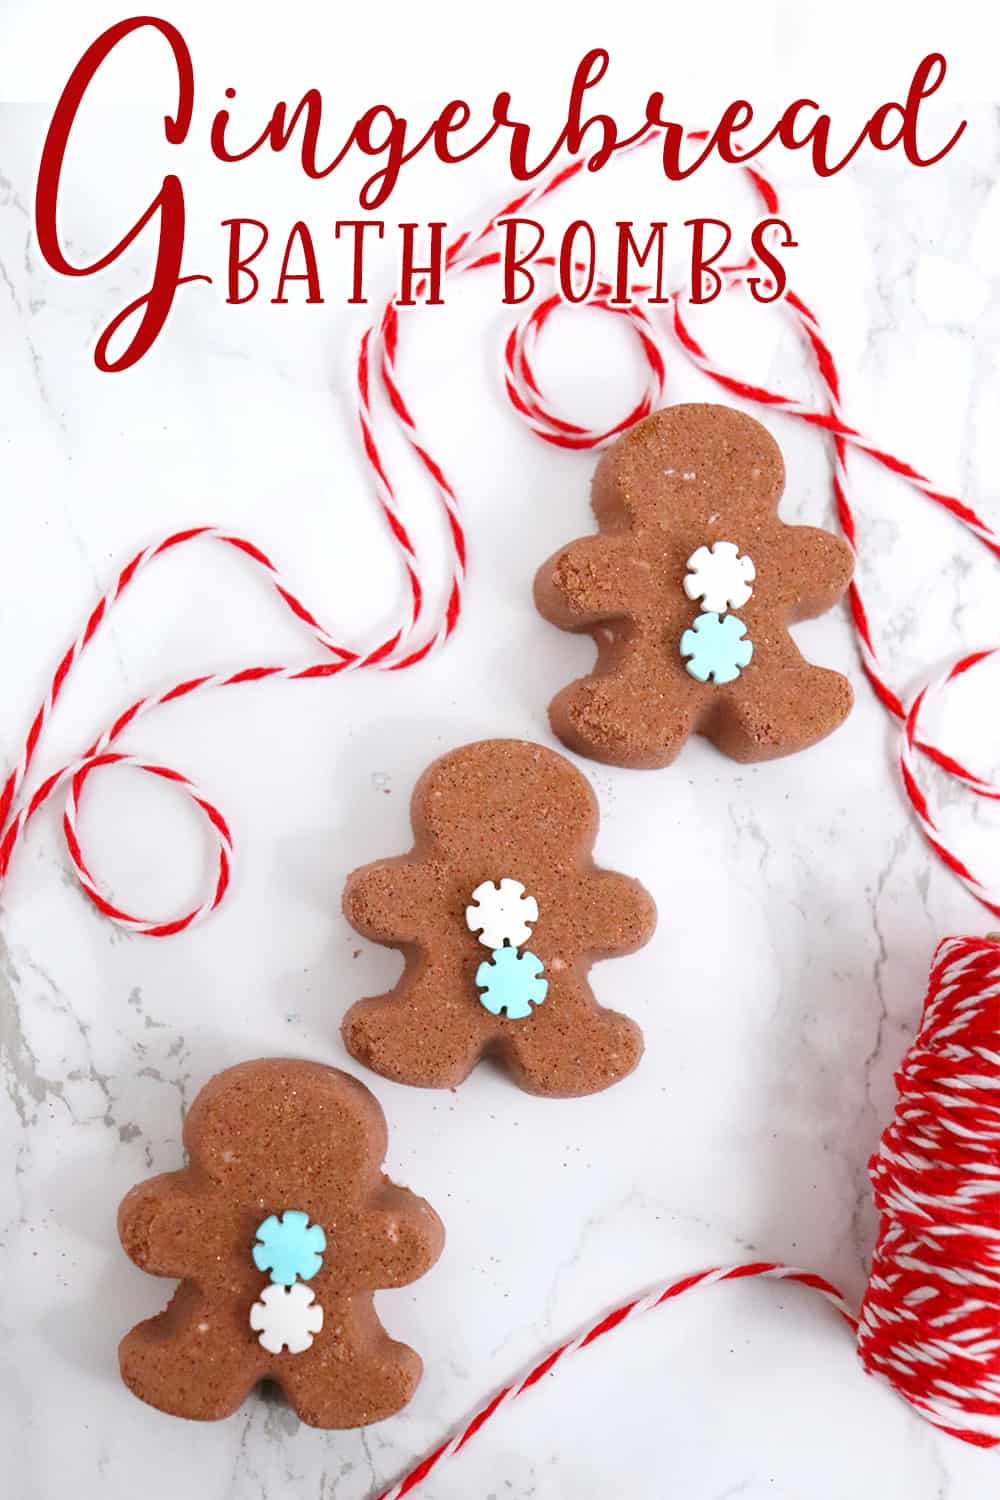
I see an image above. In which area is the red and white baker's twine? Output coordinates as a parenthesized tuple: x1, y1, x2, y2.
(0, 529, 411, 934)
(378, 1264, 857, 1500)
(372, 934, 1000, 1499)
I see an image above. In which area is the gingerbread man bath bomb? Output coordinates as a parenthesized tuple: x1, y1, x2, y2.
(117, 1058, 444, 1426)
(534, 403, 855, 768)
(342, 739, 656, 1097)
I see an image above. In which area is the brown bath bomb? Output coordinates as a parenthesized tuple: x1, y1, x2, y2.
(118, 1058, 443, 1426)
(342, 739, 656, 1098)
(534, 403, 855, 768)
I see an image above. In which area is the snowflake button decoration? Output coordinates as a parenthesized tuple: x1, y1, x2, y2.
(680, 612, 754, 685)
(683, 540, 755, 614)
(250, 1282, 324, 1355)
(465, 878, 539, 949)
(252, 1210, 327, 1286)
(475, 947, 549, 1020)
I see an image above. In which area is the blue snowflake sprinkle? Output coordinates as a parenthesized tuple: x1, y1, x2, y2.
(475, 947, 549, 1020)
(252, 1210, 327, 1285)
(679, 611, 753, 685)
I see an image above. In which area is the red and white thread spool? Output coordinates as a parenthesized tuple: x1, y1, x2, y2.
(860, 933, 1000, 1447)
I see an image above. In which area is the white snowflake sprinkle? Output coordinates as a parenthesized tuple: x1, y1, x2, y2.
(683, 541, 755, 614)
(465, 878, 538, 949)
(250, 1282, 324, 1355)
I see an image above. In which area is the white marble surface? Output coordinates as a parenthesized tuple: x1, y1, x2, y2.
(2, 2, 1000, 1496)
